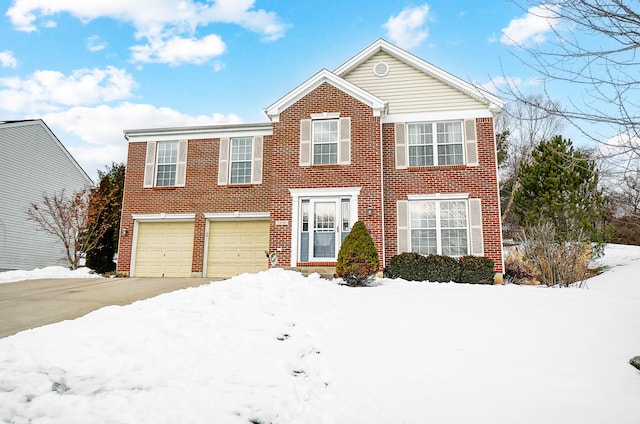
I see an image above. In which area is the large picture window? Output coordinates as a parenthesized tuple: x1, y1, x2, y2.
(230, 137, 253, 184)
(409, 200, 468, 256)
(408, 121, 463, 166)
(155, 141, 178, 186)
(313, 120, 338, 165)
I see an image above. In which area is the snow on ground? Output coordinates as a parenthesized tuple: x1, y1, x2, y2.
(0, 266, 100, 284)
(0, 245, 639, 424)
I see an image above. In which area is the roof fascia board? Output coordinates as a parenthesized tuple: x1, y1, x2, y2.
(334, 38, 504, 113)
(124, 122, 273, 142)
(265, 69, 386, 122)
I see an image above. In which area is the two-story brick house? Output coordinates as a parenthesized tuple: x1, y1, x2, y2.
(117, 39, 504, 279)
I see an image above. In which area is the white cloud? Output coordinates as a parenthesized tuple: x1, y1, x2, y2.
(383, 4, 431, 50)
(480, 76, 522, 94)
(44, 102, 243, 178)
(0, 51, 18, 68)
(501, 4, 562, 46)
(0, 67, 136, 114)
(6, 0, 287, 64)
(130, 34, 226, 66)
(87, 35, 107, 52)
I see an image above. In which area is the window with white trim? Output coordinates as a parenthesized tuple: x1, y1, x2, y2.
(230, 137, 253, 184)
(313, 120, 338, 165)
(155, 141, 178, 186)
(407, 121, 464, 166)
(409, 199, 469, 256)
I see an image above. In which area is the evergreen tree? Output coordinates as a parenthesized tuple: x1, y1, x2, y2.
(513, 135, 610, 244)
(336, 220, 379, 286)
(85, 163, 125, 274)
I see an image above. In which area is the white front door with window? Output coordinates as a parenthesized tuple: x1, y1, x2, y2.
(290, 188, 360, 265)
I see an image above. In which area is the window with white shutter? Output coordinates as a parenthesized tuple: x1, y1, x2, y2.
(143, 140, 187, 187)
(398, 197, 484, 257)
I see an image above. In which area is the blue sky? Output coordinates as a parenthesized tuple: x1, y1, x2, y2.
(0, 1, 579, 180)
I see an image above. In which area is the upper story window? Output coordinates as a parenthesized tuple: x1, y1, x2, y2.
(408, 121, 463, 167)
(218, 136, 263, 186)
(299, 116, 351, 167)
(395, 119, 478, 169)
(230, 137, 253, 184)
(143, 140, 187, 188)
(313, 120, 338, 165)
(155, 141, 178, 186)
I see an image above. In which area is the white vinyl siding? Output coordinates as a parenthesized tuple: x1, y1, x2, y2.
(0, 120, 92, 271)
(342, 51, 487, 114)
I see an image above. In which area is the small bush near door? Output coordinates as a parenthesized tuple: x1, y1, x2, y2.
(336, 221, 379, 286)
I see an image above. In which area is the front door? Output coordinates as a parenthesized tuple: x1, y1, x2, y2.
(312, 201, 337, 259)
(299, 197, 352, 262)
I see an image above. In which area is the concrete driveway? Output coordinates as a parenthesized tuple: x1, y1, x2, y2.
(0, 277, 213, 338)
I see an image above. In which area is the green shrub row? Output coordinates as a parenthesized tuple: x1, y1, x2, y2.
(384, 252, 495, 284)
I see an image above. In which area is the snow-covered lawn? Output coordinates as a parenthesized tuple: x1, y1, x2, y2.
(0, 266, 100, 284)
(0, 245, 639, 423)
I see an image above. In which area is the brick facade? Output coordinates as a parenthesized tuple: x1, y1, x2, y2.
(117, 40, 504, 277)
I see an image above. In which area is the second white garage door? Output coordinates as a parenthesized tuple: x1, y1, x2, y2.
(206, 220, 270, 279)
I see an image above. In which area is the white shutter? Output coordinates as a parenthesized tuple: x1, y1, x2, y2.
(339, 117, 351, 165)
(469, 198, 484, 256)
(464, 119, 478, 166)
(218, 137, 230, 186)
(251, 135, 263, 184)
(300, 119, 312, 166)
(175, 139, 187, 187)
(143, 141, 157, 188)
(397, 200, 409, 254)
(395, 123, 407, 169)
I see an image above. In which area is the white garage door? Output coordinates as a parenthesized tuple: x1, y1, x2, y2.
(206, 220, 270, 279)
(134, 221, 195, 277)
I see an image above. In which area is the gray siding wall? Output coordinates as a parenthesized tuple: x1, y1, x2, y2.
(343, 51, 487, 114)
(0, 121, 92, 271)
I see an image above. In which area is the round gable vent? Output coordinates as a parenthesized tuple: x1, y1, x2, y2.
(373, 61, 389, 77)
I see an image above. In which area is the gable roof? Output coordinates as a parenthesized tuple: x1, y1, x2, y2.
(0, 119, 92, 184)
(334, 39, 503, 114)
(265, 69, 387, 122)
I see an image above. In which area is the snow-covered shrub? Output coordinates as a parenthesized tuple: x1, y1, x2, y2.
(336, 221, 379, 286)
(517, 222, 594, 287)
(385, 252, 430, 281)
(458, 256, 495, 284)
(424, 254, 459, 282)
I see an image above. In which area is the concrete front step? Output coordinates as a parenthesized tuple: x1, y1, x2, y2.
(285, 266, 336, 280)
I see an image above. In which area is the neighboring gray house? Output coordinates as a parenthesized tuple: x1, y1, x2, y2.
(0, 120, 93, 271)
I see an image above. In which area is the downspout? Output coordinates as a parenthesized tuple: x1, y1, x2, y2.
(379, 104, 388, 269)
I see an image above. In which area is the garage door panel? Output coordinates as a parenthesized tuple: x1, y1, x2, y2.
(206, 220, 269, 279)
(134, 221, 194, 277)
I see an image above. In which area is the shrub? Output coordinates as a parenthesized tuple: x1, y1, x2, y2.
(458, 256, 495, 284)
(504, 246, 541, 285)
(517, 221, 595, 287)
(385, 252, 429, 281)
(424, 254, 460, 282)
(336, 221, 379, 286)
